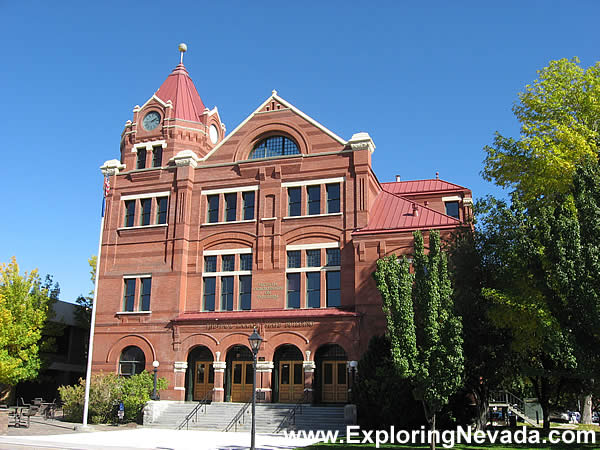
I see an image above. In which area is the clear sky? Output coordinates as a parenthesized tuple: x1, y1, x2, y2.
(1, 1, 599, 303)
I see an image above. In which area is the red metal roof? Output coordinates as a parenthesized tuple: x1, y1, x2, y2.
(174, 308, 359, 322)
(155, 63, 206, 122)
(382, 179, 467, 195)
(353, 190, 460, 235)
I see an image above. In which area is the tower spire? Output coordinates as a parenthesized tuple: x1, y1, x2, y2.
(178, 43, 187, 64)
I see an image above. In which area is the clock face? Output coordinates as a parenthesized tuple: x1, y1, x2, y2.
(209, 124, 219, 144)
(142, 111, 161, 131)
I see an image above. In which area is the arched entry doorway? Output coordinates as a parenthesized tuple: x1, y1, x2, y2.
(185, 346, 214, 401)
(225, 345, 253, 402)
(272, 345, 304, 403)
(315, 344, 348, 403)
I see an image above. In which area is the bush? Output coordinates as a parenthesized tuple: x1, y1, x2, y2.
(58, 371, 168, 424)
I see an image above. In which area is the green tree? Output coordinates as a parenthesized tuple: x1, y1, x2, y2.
(374, 230, 464, 449)
(75, 255, 96, 330)
(482, 57, 600, 204)
(0, 257, 53, 400)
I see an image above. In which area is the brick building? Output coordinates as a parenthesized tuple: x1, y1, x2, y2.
(93, 53, 472, 404)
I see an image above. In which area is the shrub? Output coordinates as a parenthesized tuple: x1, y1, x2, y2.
(58, 371, 168, 424)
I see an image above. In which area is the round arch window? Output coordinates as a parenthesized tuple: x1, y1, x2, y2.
(119, 346, 146, 376)
(248, 136, 299, 159)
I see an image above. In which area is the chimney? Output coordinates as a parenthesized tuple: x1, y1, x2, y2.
(395, 175, 401, 182)
(412, 203, 419, 217)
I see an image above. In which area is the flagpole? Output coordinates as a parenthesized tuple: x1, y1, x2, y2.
(81, 174, 109, 428)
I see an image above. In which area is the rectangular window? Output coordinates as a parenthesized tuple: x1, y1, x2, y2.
(222, 255, 235, 272)
(240, 254, 252, 271)
(207, 195, 219, 223)
(140, 278, 151, 311)
(136, 148, 146, 169)
(221, 276, 234, 311)
(307, 185, 320, 215)
(287, 273, 300, 309)
(445, 201, 460, 219)
(123, 279, 136, 312)
(204, 256, 217, 273)
(225, 193, 237, 222)
(306, 249, 321, 267)
(306, 272, 321, 308)
(326, 271, 341, 307)
(242, 191, 255, 220)
(326, 183, 340, 213)
(288, 187, 301, 216)
(203, 277, 216, 311)
(287, 250, 301, 268)
(140, 198, 151, 226)
(152, 146, 162, 167)
(124, 200, 136, 227)
(239, 275, 252, 310)
(326, 248, 341, 266)
(156, 197, 168, 224)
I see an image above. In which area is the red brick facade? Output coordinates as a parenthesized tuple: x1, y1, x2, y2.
(93, 59, 472, 403)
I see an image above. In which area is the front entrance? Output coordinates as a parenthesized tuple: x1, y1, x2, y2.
(231, 361, 253, 402)
(279, 361, 304, 402)
(321, 361, 347, 403)
(315, 344, 348, 403)
(194, 361, 214, 401)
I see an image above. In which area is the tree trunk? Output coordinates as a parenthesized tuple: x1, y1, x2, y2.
(541, 404, 550, 431)
(581, 394, 593, 424)
(430, 413, 436, 450)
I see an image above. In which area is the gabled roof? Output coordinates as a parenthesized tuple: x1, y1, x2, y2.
(353, 190, 461, 235)
(382, 179, 467, 195)
(154, 63, 206, 122)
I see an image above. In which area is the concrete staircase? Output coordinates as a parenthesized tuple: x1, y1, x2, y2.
(145, 401, 347, 435)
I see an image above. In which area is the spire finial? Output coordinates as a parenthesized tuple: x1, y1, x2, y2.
(435, 171, 439, 180)
(178, 43, 188, 64)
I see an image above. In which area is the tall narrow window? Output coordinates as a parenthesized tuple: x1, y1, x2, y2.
(140, 278, 151, 311)
(240, 254, 253, 271)
(225, 193, 237, 222)
(136, 148, 146, 169)
(207, 195, 219, 223)
(123, 279, 136, 311)
(156, 197, 168, 224)
(242, 191, 255, 220)
(140, 199, 151, 226)
(287, 273, 300, 309)
(152, 146, 162, 167)
(306, 272, 320, 308)
(124, 200, 136, 227)
(306, 250, 321, 267)
(204, 256, 217, 273)
(221, 276, 234, 311)
(445, 201, 460, 219)
(204, 277, 216, 311)
(307, 185, 320, 215)
(239, 275, 252, 311)
(326, 183, 340, 213)
(288, 187, 301, 216)
(326, 271, 341, 307)
(222, 255, 235, 272)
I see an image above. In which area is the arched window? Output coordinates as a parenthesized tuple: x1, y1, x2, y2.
(248, 136, 299, 159)
(119, 346, 146, 376)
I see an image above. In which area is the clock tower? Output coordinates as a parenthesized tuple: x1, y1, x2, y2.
(119, 45, 225, 170)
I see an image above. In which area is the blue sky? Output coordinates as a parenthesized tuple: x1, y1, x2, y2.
(1, 1, 599, 303)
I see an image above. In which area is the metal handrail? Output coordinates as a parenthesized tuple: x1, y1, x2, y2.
(176, 390, 213, 430)
(489, 390, 525, 412)
(275, 390, 309, 433)
(223, 401, 252, 432)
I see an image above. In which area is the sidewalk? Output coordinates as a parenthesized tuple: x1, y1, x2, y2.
(0, 417, 322, 449)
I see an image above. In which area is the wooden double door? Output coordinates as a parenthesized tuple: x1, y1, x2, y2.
(231, 361, 254, 402)
(194, 362, 214, 401)
(321, 361, 348, 403)
(279, 361, 304, 402)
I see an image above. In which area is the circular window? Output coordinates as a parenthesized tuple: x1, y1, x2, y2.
(209, 124, 219, 144)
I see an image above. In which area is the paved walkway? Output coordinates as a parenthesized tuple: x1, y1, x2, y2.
(0, 417, 322, 449)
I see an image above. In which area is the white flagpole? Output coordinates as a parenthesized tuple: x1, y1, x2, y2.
(81, 176, 108, 427)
